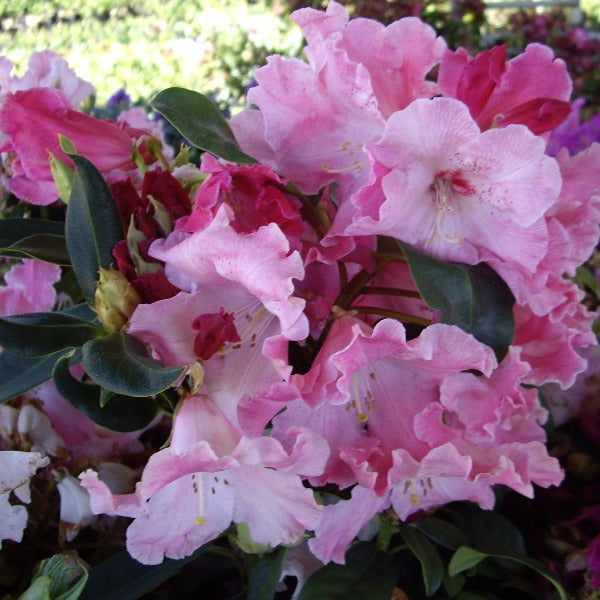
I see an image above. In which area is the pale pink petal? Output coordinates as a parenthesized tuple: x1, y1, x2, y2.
(231, 466, 321, 547)
(308, 485, 390, 564)
(126, 473, 235, 564)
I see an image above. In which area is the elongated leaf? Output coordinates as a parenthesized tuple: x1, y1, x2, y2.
(448, 547, 567, 600)
(81, 332, 185, 397)
(0, 350, 71, 403)
(80, 546, 209, 600)
(247, 547, 287, 600)
(0, 311, 103, 357)
(52, 353, 157, 431)
(442, 503, 525, 555)
(398, 525, 443, 596)
(298, 542, 396, 600)
(398, 241, 514, 361)
(65, 153, 123, 305)
(152, 88, 256, 164)
(0, 218, 64, 246)
(413, 517, 469, 550)
(0, 233, 70, 265)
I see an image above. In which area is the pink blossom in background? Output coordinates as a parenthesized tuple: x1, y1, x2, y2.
(0, 259, 61, 316)
(439, 43, 572, 133)
(0, 87, 156, 205)
(0, 50, 94, 110)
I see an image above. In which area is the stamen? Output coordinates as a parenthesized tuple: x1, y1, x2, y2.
(238, 307, 267, 340)
(425, 177, 462, 247)
(322, 160, 369, 174)
(352, 374, 368, 423)
(194, 472, 206, 526)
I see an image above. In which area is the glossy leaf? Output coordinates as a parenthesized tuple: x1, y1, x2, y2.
(449, 546, 567, 600)
(0, 218, 64, 246)
(398, 241, 515, 361)
(413, 517, 469, 550)
(81, 331, 185, 397)
(0, 311, 103, 357)
(441, 503, 525, 555)
(0, 234, 70, 265)
(52, 353, 158, 431)
(80, 545, 209, 600)
(247, 547, 287, 600)
(152, 87, 256, 164)
(65, 153, 123, 305)
(298, 542, 396, 600)
(0, 350, 70, 403)
(398, 525, 443, 596)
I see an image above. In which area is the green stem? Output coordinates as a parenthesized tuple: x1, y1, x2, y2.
(361, 286, 421, 299)
(350, 305, 431, 327)
(282, 182, 328, 238)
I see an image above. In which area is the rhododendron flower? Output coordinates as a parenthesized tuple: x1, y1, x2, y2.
(230, 0, 445, 196)
(343, 97, 561, 270)
(0, 50, 94, 109)
(0, 259, 61, 317)
(129, 205, 307, 425)
(438, 43, 572, 133)
(80, 395, 328, 564)
(0, 88, 150, 204)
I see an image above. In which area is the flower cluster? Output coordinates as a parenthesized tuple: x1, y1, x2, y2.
(0, 2, 599, 595)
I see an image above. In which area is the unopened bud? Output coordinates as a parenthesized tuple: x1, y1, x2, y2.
(94, 268, 141, 333)
(49, 152, 74, 204)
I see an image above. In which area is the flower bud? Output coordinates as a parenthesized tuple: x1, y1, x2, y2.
(48, 152, 73, 204)
(94, 267, 141, 333)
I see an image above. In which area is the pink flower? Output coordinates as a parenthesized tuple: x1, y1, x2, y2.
(344, 97, 561, 271)
(438, 43, 572, 134)
(178, 154, 305, 251)
(128, 206, 307, 425)
(0, 259, 61, 316)
(0, 88, 141, 204)
(230, 1, 444, 197)
(0, 50, 94, 109)
(80, 395, 328, 564)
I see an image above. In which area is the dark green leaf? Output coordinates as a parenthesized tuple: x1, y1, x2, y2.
(0, 218, 64, 246)
(298, 542, 396, 600)
(80, 546, 209, 600)
(413, 517, 469, 550)
(0, 311, 103, 357)
(0, 234, 70, 265)
(398, 242, 515, 362)
(65, 153, 123, 305)
(442, 503, 525, 555)
(151, 88, 256, 164)
(449, 546, 567, 600)
(52, 353, 158, 431)
(398, 525, 443, 596)
(81, 332, 185, 397)
(247, 547, 287, 600)
(0, 350, 71, 403)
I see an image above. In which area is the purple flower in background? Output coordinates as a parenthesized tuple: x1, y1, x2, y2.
(547, 98, 600, 156)
(588, 534, 600, 588)
(107, 88, 131, 110)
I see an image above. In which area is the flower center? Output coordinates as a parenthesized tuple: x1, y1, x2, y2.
(425, 173, 467, 247)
